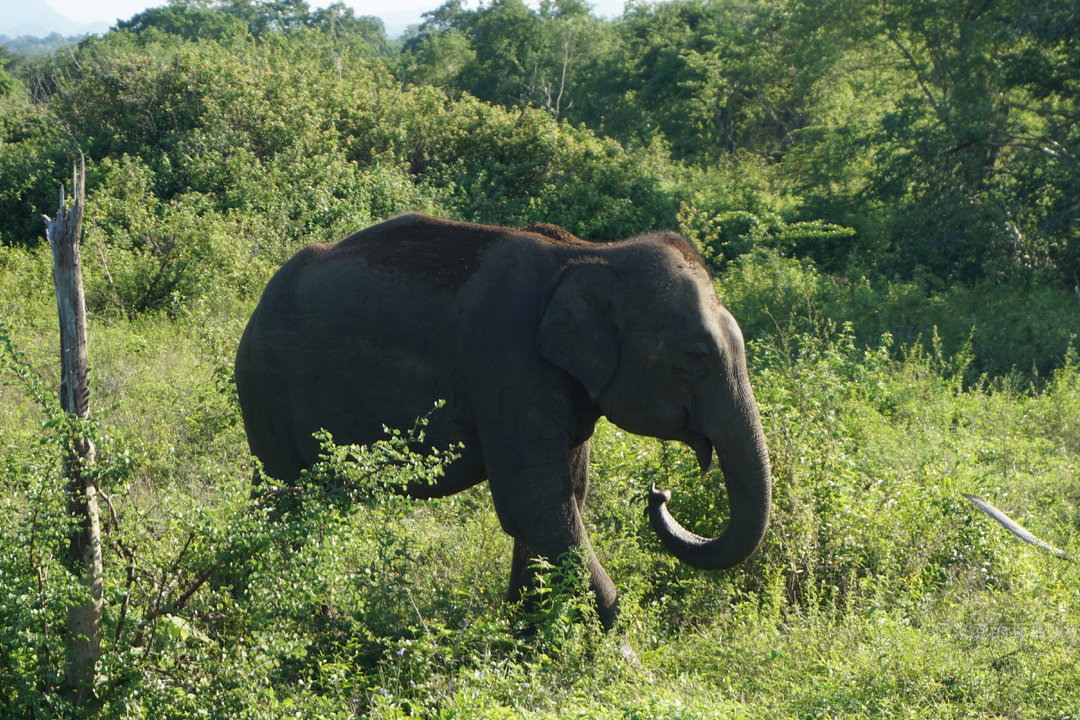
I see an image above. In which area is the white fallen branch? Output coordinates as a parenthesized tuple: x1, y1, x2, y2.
(963, 493, 1073, 562)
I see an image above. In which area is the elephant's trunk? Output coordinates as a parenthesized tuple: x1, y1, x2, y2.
(648, 397, 771, 570)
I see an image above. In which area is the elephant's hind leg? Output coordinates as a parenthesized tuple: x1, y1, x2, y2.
(239, 392, 306, 485)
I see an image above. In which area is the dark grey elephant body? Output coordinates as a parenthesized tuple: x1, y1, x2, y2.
(235, 213, 771, 628)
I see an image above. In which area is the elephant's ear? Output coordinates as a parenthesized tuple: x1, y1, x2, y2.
(539, 261, 619, 402)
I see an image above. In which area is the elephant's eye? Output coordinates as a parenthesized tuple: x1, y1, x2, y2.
(675, 341, 711, 378)
(685, 342, 710, 362)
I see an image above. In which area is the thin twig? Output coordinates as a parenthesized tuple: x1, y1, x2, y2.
(134, 529, 196, 650)
(169, 563, 223, 614)
(26, 480, 53, 667)
(94, 243, 123, 310)
(884, 31, 946, 125)
(99, 488, 139, 645)
(1040, 199, 1080, 234)
(157, 531, 196, 614)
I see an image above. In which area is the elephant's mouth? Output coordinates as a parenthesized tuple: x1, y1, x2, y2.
(686, 433, 714, 473)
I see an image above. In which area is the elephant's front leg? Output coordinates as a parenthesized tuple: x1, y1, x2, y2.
(498, 441, 619, 629)
(506, 440, 592, 602)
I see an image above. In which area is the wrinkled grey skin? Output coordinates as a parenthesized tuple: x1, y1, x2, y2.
(235, 213, 771, 629)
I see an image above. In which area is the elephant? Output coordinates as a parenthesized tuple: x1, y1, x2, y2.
(234, 213, 771, 630)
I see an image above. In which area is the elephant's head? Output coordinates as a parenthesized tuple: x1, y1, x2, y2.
(539, 234, 771, 570)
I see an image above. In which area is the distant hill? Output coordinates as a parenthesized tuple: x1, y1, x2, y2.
(0, 32, 85, 57)
(0, 0, 108, 38)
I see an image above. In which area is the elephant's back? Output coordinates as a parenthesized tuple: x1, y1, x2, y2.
(330, 212, 515, 291)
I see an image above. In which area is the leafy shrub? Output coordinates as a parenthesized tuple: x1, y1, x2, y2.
(80, 156, 245, 316)
(678, 204, 857, 270)
(715, 248, 1080, 379)
(345, 86, 676, 239)
(0, 86, 70, 246)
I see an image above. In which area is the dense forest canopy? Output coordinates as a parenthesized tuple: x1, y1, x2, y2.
(1, 0, 1077, 287)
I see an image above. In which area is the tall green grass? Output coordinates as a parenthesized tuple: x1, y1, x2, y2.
(1, 246, 1077, 717)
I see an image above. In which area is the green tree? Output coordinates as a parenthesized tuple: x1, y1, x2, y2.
(402, 0, 603, 117)
(398, 25, 475, 90)
(116, 5, 249, 41)
(308, 2, 394, 58)
(0, 77, 69, 246)
(787, 0, 1079, 281)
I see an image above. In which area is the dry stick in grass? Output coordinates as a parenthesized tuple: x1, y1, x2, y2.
(964, 493, 1074, 562)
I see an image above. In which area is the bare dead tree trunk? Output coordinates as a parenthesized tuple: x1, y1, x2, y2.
(553, 34, 571, 119)
(44, 154, 103, 708)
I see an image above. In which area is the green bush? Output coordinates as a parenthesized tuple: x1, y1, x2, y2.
(714, 248, 1080, 379)
(0, 85, 70, 246)
(678, 204, 857, 269)
(342, 86, 676, 239)
(82, 157, 243, 316)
